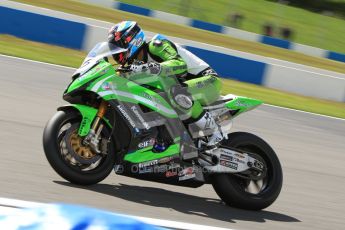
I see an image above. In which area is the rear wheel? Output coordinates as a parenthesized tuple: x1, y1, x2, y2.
(43, 110, 115, 185)
(211, 132, 283, 210)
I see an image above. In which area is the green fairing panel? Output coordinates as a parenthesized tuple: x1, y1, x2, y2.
(148, 40, 187, 76)
(66, 61, 114, 94)
(88, 70, 178, 118)
(124, 144, 180, 163)
(58, 104, 97, 136)
(125, 72, 176, 92)
(225, 96, 263, 117)
(58, 104, 112, 136)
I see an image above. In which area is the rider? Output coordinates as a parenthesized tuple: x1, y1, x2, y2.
(107, 21, 223, 147)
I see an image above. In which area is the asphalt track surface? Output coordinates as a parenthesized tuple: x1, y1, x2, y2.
(0, 55, 345, 230)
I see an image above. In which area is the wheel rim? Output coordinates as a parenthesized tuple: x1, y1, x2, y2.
(69, 132, 96, 160)
(57, 117, 108, 172)
(232, 145, 271, 195)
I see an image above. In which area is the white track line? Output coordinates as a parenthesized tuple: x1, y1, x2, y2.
(0, 197, 233, 230)
(1, 54, 344, 121)
(0, 54, 75, 70)
(264, 104, 345, 121)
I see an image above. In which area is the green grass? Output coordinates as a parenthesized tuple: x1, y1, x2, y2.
(1, 35, 344, 119)
(11, 0, 345, 74)
(0, 35, 85, 67)
(119, 0, 345, 53)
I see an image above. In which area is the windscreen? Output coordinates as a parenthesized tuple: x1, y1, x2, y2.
(74, 42, 127, 76)
(83, 42, 127, 65)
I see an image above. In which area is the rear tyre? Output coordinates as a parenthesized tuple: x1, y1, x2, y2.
(43, 110, 115, 185)
(211, 132, 283, 210)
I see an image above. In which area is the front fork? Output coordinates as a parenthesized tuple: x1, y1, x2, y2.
(83, 100, 108, 153)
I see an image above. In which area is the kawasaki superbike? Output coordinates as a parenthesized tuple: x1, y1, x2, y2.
(43, 42, 283, 210)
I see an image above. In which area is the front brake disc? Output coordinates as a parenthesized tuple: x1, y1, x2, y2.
(64, 124, 101, 165)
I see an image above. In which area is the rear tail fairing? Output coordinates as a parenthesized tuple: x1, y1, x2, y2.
(188, 94, 263, 138)
(224, 94, 262, 117)
(203, 94, 262, 117)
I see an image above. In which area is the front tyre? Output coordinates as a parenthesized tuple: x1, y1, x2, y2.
(43, 110, 115, 185)
(211, 132, 283, 210)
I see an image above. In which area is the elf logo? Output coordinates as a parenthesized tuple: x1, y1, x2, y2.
(138, 138, 155, 149)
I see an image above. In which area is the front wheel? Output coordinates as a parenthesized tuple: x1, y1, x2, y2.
(43, 110, 116, 185)
(211, 132, 283, 210)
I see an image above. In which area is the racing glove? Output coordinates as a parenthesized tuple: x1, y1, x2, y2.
(129, 62, 161, 75)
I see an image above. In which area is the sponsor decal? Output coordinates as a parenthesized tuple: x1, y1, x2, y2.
(220, 160, 238, 170)
(117, 105, 136, 128)
(131, 106, 150, 129)
(219, 148, 231, 154)
(178, 167, 194, 176)
(234, 153, 246, 159)
(232, 157, 246, 164)
(138, 138, 155, 149)
(138, 159, 158, 169)
(220, 154, 233, 161)
(102, 82, 115, 90)
(235, 100, 251, 108)
(141, 92, 160, 107)
(219, 149, 247, 165)
(166, 170, 178, 178)
(178, 167, 196, 181)
(158, 156, 177, 164)
(139, 167, 153, 174)
(153, 165, 168, 173)
(79, 117, 89, 134)
(100, 67, 111, 75)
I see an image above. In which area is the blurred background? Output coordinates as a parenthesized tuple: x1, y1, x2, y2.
(119, 0, 345, 52)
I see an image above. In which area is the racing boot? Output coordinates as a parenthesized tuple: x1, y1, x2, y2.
(193, 111, 224, 147)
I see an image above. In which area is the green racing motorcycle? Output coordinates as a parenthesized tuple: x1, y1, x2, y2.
(43, 42, 283, 210)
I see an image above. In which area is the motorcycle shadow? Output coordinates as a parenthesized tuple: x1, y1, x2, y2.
(54, 181, 300, 223)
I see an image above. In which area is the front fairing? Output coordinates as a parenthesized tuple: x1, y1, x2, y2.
(64, 41, 127, 95)
(64, 61, 178, 119)
(64, 60, 115, 95)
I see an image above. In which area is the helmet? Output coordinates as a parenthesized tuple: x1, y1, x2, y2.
(108, 21, 145, 65)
